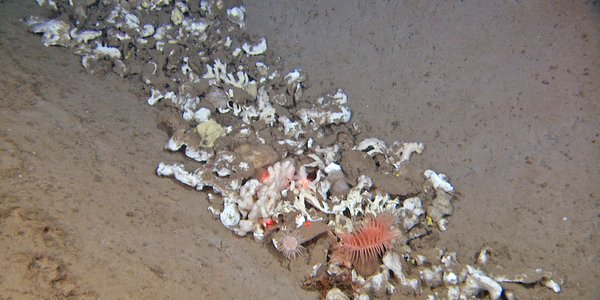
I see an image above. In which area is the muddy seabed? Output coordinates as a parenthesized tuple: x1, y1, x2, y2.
(0, 0, 599, 299)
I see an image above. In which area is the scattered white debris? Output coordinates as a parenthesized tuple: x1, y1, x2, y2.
(220, 199, 241, 228)
(226, 6, 245, 28)
(355, 139, 424, 168)
(462, 265, 503, 300)
(242, 38, 267, 55)
(27, 17, 72, 47)
(296, 89, 352, 128)
(424, 169, 454, 192)
(325, 287, 349, 300)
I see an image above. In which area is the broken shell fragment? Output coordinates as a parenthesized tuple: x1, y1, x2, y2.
(359, 269, 394, 296)
(427, 189, 454, 223)
(437, 218, 449, 231)
(193, 107, 211, 123)
(70, 28, 102, 44)
(495, 269, 562, 294)
(420, 266, 443, 288)
(387, 142, 425, 168)
(28, 17, 72, 47)
(383, 251, 421, 292)
(284, 69, 307, 102)
(296, 89, 352, 128)
(355, 139, 424, 169)
(462, 265, 503, 300)
(242, 38, 267, 55)
(424, 170, 454, 193)
(543, 278, 561, 293)
(443, 271, 459, 285)
(355, 138, 386, 156)
(413, 254, 427, 266)
(400, 197, 424, 230)
(220, 199, 240, 228)
(226, 6, 245, 28)
(325, 288, 349, 300)
(141, 24, 155, 37)
(477, 246, 491, 265)
(171, 7, 184, 25)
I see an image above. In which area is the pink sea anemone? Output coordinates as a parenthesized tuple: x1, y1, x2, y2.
(273, 221, 334, 260)
(335, 214, 397, 276)
(275, 231, 305, 259)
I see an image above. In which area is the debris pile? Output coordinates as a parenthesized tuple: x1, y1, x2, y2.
(28, 1, 562, 299)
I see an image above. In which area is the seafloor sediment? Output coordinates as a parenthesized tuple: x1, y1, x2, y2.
(13, 0, 593, 298)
